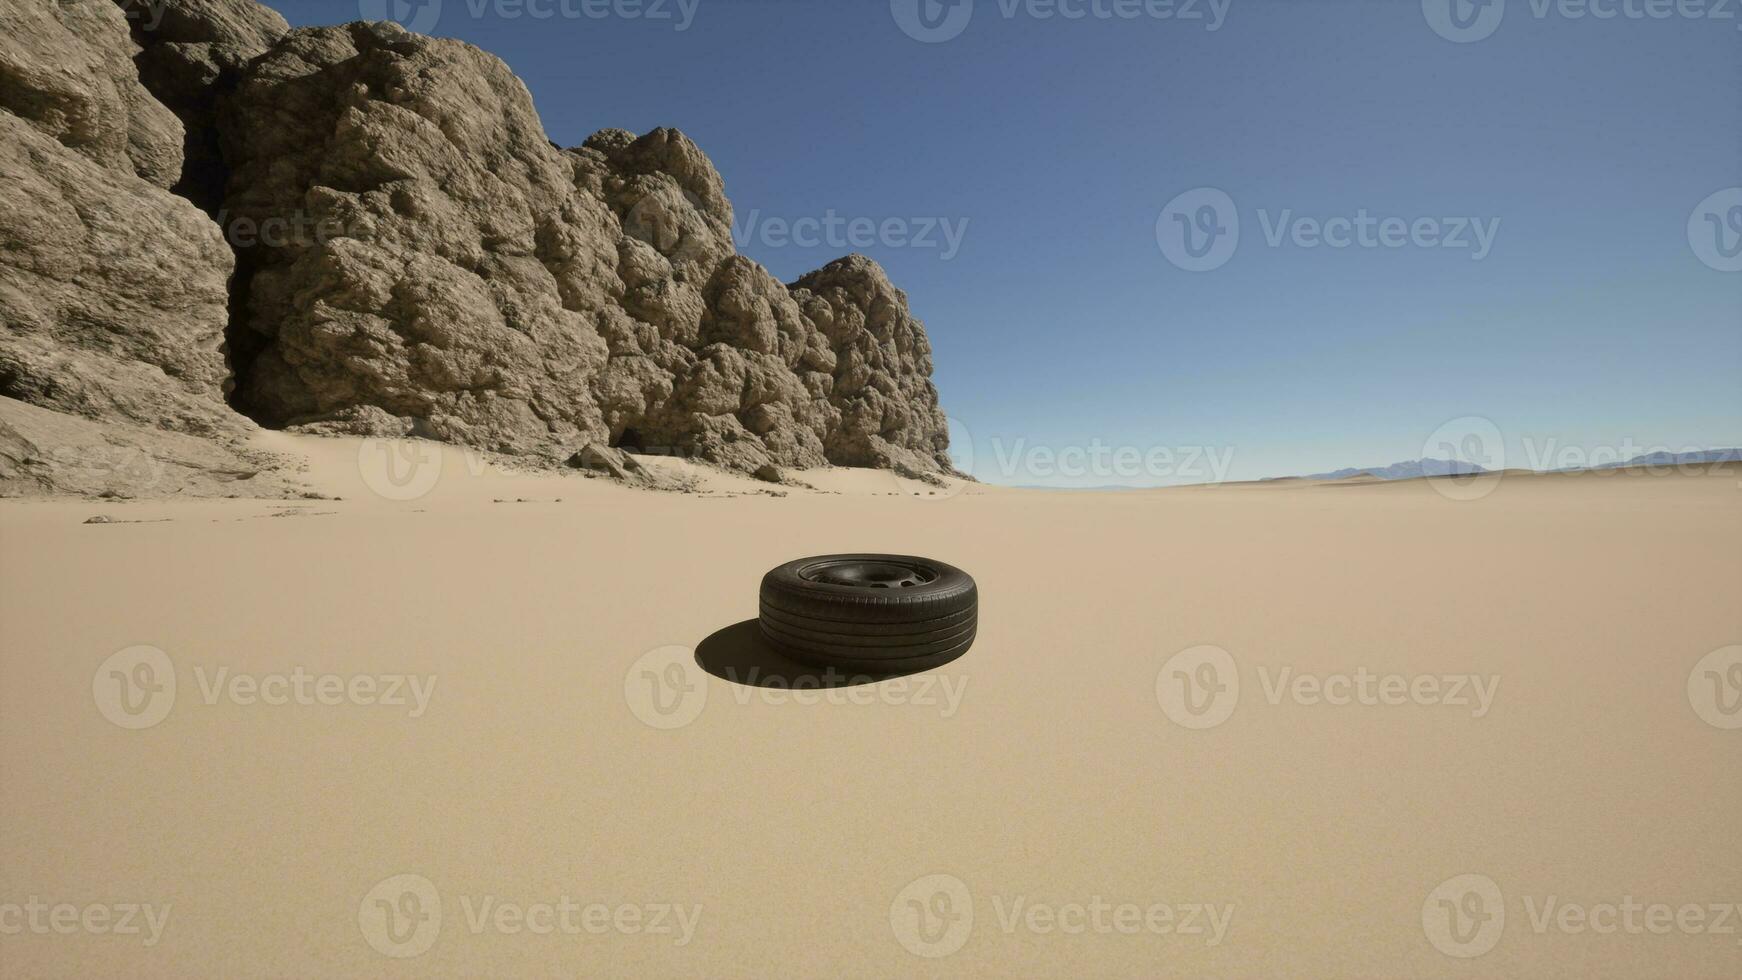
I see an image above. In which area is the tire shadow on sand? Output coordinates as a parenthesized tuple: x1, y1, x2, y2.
(694, 620, 933, 689)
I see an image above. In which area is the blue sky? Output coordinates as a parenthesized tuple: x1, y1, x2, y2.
(267, 0, 1740, 485)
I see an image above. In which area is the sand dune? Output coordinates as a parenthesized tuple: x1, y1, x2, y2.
(2, 436, 1738, 977)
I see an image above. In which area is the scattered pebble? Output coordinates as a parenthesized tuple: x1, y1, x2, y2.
(83, 515, 113, 524)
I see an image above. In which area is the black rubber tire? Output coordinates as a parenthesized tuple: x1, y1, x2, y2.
(758, 554, 977, 673)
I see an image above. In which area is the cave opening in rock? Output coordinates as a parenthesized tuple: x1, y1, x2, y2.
(221, 250, 272, 424)
(613, 427, 645, 451)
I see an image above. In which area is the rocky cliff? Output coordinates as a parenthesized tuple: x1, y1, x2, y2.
(0, 0, 955, 496)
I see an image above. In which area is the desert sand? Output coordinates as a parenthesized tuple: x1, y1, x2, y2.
(1, 439, 1738, 978)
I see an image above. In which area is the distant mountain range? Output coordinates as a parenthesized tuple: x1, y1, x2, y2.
(1010, 450, 1741, 490)
(1290, 449, 1741, 482)
(1303, 458, 1488, 481)
(1565, 448, 1742, 471)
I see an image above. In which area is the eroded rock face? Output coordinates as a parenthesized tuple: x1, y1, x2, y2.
(220, 21, 953, 476)
(0, 0, 236, 438)
(793, 255, 950, 473)
(112, 0, 291, 212)
(0, 0, 182, 185)
(1, 0, 953, 496)
(0, 395, 298, 498)
(220, 22, 612, 453)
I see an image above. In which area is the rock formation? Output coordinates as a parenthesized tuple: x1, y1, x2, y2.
(221, 21, 951, 477)
(0, 0, 235, 436)
(116, 0, 291, 212)
(0, 0, 304, 496)
(0, 0, 956, 497)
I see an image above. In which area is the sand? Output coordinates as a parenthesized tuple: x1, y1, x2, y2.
(2, 437, 1738, 978)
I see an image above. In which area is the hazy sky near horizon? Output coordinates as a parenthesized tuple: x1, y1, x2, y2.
(267, 0, 1740, 485)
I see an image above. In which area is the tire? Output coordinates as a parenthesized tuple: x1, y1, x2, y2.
(758, 554, 977, 673)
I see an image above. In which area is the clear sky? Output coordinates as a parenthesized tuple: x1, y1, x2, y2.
(267, 0, 1740, 485)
